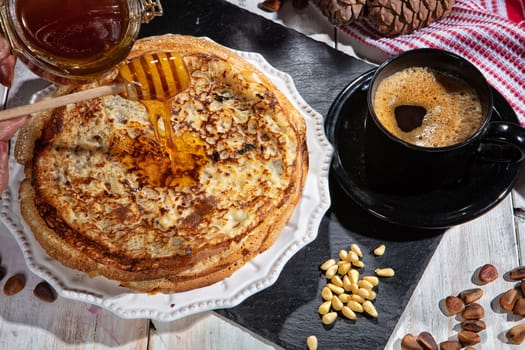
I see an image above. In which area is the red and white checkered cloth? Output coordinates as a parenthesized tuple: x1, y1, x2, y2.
(340, 0, 525, 124)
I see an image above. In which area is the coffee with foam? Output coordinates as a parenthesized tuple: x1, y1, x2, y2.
(372, 67, 484, 148)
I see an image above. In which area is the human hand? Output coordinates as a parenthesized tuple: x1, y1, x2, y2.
(0, 116, 28, 192)
(0, 32, 16, 87)
(0, 31, 24, 193)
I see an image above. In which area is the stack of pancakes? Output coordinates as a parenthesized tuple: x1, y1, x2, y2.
(15, 35, 308, 293)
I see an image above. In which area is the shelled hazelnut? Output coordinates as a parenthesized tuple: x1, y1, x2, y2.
(506, 324, 525, 345)
(477, 264, 498, 284)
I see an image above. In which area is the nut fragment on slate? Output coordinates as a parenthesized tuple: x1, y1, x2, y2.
(499, 288, 519, 311)
(461, 303, 484, 319)
(306, 335, 318, 350)
(401, 333, 424, 350)
(439, 340, 462, 350)
(417, 331, 438, 350)
(373, 244, 386, 256)
(444, 295, 465, 315)
(509, 266, 525, 280)
(3, 273, 25, 296)
(459, 288, 483, 305)
(478, 263, 498, 283)
(461, 319, 486, 332)
(506, 324, 525, 345)
(33, 281, 57, 303)
(458, 330, 481, 346)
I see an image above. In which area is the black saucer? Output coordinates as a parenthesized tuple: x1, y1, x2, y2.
(325, 70, 523, 229)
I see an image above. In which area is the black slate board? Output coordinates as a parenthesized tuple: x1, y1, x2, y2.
(139, 2, 444, 349)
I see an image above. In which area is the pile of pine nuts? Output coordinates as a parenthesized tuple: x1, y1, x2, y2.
(317, 242, 395, 325)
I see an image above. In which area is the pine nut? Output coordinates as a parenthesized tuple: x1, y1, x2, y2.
(321, 286, 333, 301)
(350, 294, 366, 304)
(350, 243, 363, 257)
(358, 280, 374, 290)
(332, 295, 344, 311)
(375, 267, 395, 277)
(348, 251, 359, 263)
(343, 275, 352, 291)
(339, 293, 350, 303)
(357, 288, 370, 299)
(342, 306, 357, 320)
(366, 290, 377, 300)
(348, 269, 359, 284)
(320, 258, 336, 271)
(339, 249, 348, 261)
(331, 275, 343, 288)
(318, 300, 331, 315)
(352, 260, 365, 268)
(325, 265, 338, 279)
(327, 283, 344, 295)
(363, 300, 378, 317)
(307, 335, 318, 350)
(348, 283, 359, 294)
(362, 275, 379, 286)
(338, 262, 351, 275)
(347, 300, 364, 313)
(373, 244, 385, 256)
(322, 312, 338, 325)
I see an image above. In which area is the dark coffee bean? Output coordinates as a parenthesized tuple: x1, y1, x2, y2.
(33, 281, 57, 303)
(394, 105, 427, 132)
(3, 273, 25, 296)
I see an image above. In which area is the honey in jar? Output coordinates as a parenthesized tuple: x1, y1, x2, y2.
(0, 0, 162, 83)
(16, 0, 130, 61)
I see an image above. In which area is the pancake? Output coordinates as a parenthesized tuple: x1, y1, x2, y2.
(15, 34, 308, 293)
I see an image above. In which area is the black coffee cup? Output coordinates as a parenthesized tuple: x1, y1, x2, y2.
(364, 49, 525, 194)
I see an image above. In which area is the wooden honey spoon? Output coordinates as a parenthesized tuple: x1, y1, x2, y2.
(0, 51, 191, 121)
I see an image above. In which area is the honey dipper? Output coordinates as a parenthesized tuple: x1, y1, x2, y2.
(0, 52, 191, 121)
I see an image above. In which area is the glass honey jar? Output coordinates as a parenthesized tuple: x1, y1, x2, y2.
(0, 0, 163, 84)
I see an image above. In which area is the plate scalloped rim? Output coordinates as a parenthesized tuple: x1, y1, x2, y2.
(0, 47, 333, 321)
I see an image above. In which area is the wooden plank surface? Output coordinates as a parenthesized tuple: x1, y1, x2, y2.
(0, 222, 150, 350)
(386, 196, 523, 349)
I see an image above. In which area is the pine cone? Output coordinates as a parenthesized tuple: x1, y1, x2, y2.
(367, 0, 455, 36)
(314, 0, 367, 26)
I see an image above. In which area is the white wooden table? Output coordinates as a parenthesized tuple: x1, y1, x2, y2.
(1, 2, 524, 349)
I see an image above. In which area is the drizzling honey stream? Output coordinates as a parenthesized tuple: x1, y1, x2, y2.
(118, 52, 203, 187)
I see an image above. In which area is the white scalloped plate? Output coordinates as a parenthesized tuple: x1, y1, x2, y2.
(0, 48, 333, 321)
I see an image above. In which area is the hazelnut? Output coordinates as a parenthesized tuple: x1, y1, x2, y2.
(507, 324, 525, 345)
(458, 330, 481, 346)
(417, 332, 438, 350)
(3, 274, 25, 296)
(438, 340, 462, 350)
(513, 297, 525, 317)
(509, 266, 525, 281)
(478, 263, 498, 283)
(459, 288, 483, 305)
(461, 319, 486, 332)
(499, 288, 519, 311)
(444, 295, 465, 315)
(33, 281, 57, 303)
(401, 333, 424, 350)
(461, 303, 484, 320)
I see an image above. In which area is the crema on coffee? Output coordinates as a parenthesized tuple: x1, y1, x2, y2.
(372, 67, 484, 148)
